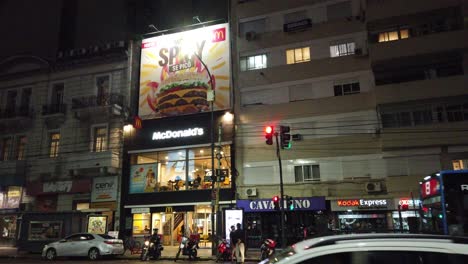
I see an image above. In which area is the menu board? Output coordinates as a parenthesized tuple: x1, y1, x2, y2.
(87, 215, 108, 234)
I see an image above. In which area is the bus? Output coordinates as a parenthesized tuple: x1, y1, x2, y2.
(419, 170, 468, 236)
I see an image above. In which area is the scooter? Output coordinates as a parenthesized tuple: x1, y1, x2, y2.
(260, 238, 276, 260)
(140, 235, 164, 261)
(215, 238, 232, 262)
(174, 235, 199, 261)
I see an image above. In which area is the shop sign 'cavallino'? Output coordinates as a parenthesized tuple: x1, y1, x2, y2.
(138, 23, 231, 120)
(237, 197, 326, 212)
(91, 177, 118, 202)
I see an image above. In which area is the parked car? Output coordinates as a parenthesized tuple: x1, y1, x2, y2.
(259, 233, 468, 264)
(42, 233, 124, 260)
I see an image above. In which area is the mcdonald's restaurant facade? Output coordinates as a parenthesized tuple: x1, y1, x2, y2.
(120, 111, 236, 247)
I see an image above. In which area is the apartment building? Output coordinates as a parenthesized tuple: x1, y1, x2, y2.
(231, 0, 468, 247)
(0, 42, 131, 250)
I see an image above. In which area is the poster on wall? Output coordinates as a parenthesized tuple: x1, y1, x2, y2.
(91, 176, 118, 202)
(130, 163, 158, 193)
(87, 215, 108, 234)
(138, 23, 231, 120)
(225, 209, 243, 244)
(28, 221, 62, 241)
(6, 186, 22, 208)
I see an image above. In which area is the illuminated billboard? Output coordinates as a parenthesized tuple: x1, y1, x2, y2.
(139, 23, 231, 119)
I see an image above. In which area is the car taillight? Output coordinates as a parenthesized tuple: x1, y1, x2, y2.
(104, 240, 121, 245)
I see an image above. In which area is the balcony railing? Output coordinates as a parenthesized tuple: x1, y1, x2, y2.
(71, 93, 124, 110)
(0, 106, 34, 119)
(42, 104, 67, 115)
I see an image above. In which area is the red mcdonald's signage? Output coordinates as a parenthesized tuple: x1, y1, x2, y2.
(212, 27, 226, 43)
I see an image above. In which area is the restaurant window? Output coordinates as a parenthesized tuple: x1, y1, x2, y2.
(286, 47, 310, 64)
(92, 126, 107, 152)
(295, 165, 320, 182)
(15, 136, 27, 160)
(49, 132, 60, 158)
(330, 42, 355, 57)
(130, 145, 232, 193)
(133, 213, 151, 236)
(240, 54, 267, 71)
(378, 28, 410, 42)
(1, 137, 13, 161)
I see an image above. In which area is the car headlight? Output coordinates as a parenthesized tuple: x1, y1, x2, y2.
(145, 241, 149, 246)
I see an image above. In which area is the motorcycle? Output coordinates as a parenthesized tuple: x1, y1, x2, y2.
(260, 238, 276, 260)
(140, 235, 164, 261)
(215, 238, 232, 262)
(174, 235, 199, 261)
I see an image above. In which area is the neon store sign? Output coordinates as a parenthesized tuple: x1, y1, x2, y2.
(337, 199, 388, 208)
(152, 127, 204, 140)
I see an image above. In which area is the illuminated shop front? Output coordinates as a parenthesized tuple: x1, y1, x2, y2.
(330, 198, 394, 233)
(0, 186, 22, 246)
(121, 111, 235, 247)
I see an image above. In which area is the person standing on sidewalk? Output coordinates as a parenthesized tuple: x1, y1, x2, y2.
(234, 223, 246, 264)
(229, 225, 236, 262)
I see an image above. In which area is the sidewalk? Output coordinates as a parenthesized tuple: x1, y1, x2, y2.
(0, 246, 262, 262)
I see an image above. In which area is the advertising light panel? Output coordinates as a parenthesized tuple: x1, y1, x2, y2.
(139, 23, 231, 119)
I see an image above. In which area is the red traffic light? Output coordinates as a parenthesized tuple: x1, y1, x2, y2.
(272, 195, 279, 202)
(265, 126, 273, 134)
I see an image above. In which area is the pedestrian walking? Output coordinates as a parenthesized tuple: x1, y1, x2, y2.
(234, 223, 245, 264)
(229, 225, 236, 262)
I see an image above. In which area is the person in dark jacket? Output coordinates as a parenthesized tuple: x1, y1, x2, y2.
(229, 225, 236, 262)
(233, 223, 245, 264)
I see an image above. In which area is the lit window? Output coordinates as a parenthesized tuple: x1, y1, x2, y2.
(453, 160, 468, 170)
(295, 165, 320, 182)
(49, 133, 60, 158)
(16, 136, 27, 160)
(76, 203, 90, 210)
(286, 47, 310, 64)
(92, 126, 107, 152)
(334, 82, 360, 96)
(240, 54, 267, 71)
(330, 42, 355, 57)
(378, 29, 410, 42)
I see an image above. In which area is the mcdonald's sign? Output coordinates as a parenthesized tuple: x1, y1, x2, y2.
(165, 206, 173, 213)
(212, 28, 226, 42)
(134, 115, 142, 129)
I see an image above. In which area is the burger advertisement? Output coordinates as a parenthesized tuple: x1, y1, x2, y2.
(138, 23, 231, 119)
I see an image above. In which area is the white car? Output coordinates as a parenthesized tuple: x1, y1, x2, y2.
(260, 233, 468, 264)
(42, 233, 124, 260)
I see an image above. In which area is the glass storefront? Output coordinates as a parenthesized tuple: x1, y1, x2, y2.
(130, 145, 231, 193)
(131, 205, 213, 248)
(337, 212, 388, 233)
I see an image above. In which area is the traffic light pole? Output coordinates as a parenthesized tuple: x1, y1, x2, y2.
(274, 132, 286, 249)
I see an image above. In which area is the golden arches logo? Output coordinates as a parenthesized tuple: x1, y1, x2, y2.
(212, 28, 226, 42)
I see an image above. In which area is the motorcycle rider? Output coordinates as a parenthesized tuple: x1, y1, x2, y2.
(149, 228, 161, 256)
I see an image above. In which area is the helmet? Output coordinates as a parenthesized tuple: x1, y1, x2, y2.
(265, 239, 276, 248)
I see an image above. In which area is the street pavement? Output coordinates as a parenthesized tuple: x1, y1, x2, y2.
(0, 245, 263, 263)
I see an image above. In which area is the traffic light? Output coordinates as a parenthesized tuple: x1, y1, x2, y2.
(287, 196, 294, 211)
(265, 126, 274, 145)
(272, 195, 280, 210)
(280, 125, 291, 149)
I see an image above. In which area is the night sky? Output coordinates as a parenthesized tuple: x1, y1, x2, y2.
(0, 0, 228, 61)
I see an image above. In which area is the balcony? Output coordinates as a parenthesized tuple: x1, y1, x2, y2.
(0, 106, 34, 133)
(42, 104, 67, 128)
(0, 160, 27, 186)
(238, 55, 371, 88)
(65, 151, 120, 175)
(375, 75, 468, 105)
(236, 0, 317, 20)
(71, 93, 125, 122)
(237, 20, 365, 53)
(366, 0, 461, 22)
(369, 29, 468, 63)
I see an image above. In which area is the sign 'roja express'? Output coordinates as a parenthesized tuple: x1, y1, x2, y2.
(139, 23, 231, 119)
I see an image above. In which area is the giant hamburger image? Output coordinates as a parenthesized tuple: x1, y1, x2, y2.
(155, 72, 210, 116)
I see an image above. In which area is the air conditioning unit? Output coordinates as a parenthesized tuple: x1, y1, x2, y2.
(245, 31, 257, 41)
(365, 182, 382, 193)
(245, 188, 257, 197)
